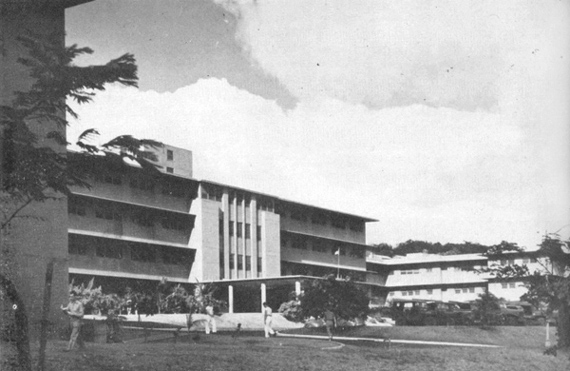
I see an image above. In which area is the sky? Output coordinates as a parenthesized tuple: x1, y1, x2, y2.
(65, 0, 570, 249)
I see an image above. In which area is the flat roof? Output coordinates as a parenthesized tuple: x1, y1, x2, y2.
(367, 253, 488, 266)
(199, 179, 378, 222)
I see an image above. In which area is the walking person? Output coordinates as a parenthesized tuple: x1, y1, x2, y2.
(204, 303, 217, 334)
(324, 307, 336, 341)
(263, 302, 277, 338)
(61, 293, 85, 351)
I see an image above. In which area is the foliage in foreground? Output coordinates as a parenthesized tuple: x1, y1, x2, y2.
(300, 274, 369, 321)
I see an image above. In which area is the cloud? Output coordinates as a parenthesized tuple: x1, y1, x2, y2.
(67, 75, 568, 248)
(214, 0, 569, 112)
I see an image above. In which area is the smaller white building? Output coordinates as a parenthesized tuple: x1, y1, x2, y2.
(367, 250, 551, 303)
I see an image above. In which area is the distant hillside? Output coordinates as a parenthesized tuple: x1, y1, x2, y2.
(368, 240, 508, 257)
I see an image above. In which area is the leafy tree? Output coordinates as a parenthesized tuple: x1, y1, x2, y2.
(0, 32, 147, 371)
(301, 274, 369, 321)
(483, 235, 570, 348)
(471, 290, 503, 327)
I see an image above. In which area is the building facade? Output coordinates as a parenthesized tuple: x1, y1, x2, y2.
(367, 250, 552, 303)
(67, 145, 379, 312)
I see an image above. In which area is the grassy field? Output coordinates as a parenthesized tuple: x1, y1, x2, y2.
(2, 326, 569, 371)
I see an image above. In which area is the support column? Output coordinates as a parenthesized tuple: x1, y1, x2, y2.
(260, 283, 266, 312)
(295, 281, 301, 298)
(228, 285, 234, 314)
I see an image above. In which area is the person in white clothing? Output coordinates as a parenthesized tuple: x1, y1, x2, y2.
(204, 303, 217, 334)
(263, 302, 276, 338)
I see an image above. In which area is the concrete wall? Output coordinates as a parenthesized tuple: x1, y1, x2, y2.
(260, 211, 280, 277)
(280, 210, 367, 244)
(188, 197, 221, 282)
(0, 6, 70, 334)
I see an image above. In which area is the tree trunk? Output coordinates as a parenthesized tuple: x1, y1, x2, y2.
(0, 273, 32, 371)
(557, 300, 570, 348)
(38, 259, 55, 371)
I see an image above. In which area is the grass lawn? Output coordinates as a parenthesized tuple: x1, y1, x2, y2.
(2, 326, 569, 371)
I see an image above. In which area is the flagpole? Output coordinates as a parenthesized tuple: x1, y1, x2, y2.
(337, 249, 340, 279)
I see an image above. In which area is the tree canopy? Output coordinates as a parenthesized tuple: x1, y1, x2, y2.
(300, 275, 369, 321)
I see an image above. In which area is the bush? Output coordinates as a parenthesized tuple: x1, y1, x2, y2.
(278, 300, 303, 322)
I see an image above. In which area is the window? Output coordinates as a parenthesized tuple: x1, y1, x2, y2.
(522, 258, 530, 264)
(426, 268, 432, 273)
(68, 235, 89, 255)
(131, 245, 155, 262)
(161, 179, 185, 198)
(402, 291, 407, 296)
(257, 257, 262, 272)
(501, 283, 508, 289)
(69, 198, 88, 216)
(229, 223, 234, 236)
(312, 240, 328, 253)
(166, 167, 174, 174)
(245, 256, 251, 271)
(349, 248, 364, 259)
(462, 288, 468, 293)
(455, 289, 461, 294)
(408, 291, 414, 296)
(401, 269, 420, 275)
(427, 289, 433, 295)
(414, 290, 420, 295)
(161, 215, 186, 230)
(237, 254, 243, 270)
(130, 177, 155, 192)
(290, 209, 306, 221)
(167, 149, 173, 161)
(257, 226, 262, 240)
(95, 204, 121, 221)
(469, 288, 475, 293)
(104, 174, 122, 185)
(237, 222, 243, 238)
(229, 254, 235, 267)
(311, 212, 327, 225)
(292, 237, 307, 250)
(219, 218, 224, 236)
(509, 282, 516, 288)
(96, 245, 123, 259)
(331, 216, 346, 229)
(349, 221, 364, 232)
(161, 248, 192, 265)
(245, 224, 251, 239)
(389, 292, 395, 296)
(132, 211, 153, 227)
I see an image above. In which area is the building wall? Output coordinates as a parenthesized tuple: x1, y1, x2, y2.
(369, 252, 551, 304)
(260, 210, 281, 277)
(149, 144, 193, 178)
(67, 153, 197, 286)
(0, 6, 70, 333)
(188, 196, 221, 282)
(279, 207, 367, 245)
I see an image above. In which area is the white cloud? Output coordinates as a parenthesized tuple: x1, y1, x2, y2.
(67, 1, 570, 250)
(215, 0, 569, 113)
(68, 74, 567, 248)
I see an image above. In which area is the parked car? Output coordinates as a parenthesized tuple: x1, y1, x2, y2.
(498, 303, 526, 326)
(508, 302, 546, 325)
(387, 299, 462, 326)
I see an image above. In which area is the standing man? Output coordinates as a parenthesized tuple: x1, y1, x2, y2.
(262, 302, 276, 338)
(61, 293, 85, 351)
(324, 307, 336, 341)
(204, 302, 217, 334)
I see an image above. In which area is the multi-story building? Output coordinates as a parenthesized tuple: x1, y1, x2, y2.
(367, 250, 552, 303)
(67, 145, 379, 312)
(67, 146, 199, 293)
